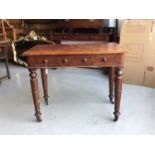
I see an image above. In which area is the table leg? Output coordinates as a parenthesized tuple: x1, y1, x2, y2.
(113, 67, 123, 121)
(41, 68, 49, 105)
(109, 67, 115, 104)
(29, 68, 42, 122)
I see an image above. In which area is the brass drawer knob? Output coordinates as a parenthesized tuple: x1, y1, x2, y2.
(89, 19, 95, 22)
(64, 19, 69, 22)
(43, 59, 48, 68)
(44, 59, 48, 63)
(89, 35, 94, 39)
(102, 57, 107, 62)
(63, 59, 68, 63)
(82, 58, 88, 62)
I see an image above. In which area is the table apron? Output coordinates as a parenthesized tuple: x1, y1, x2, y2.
(27, 54, 124, 68)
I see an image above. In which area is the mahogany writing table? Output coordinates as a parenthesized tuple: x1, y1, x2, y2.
(22, 43, 125, 122)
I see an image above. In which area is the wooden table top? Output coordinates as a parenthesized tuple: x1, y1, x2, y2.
(22, 43, 125, 56)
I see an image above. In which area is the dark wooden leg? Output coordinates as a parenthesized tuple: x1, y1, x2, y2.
(113, 67, 123, 121)
(41, 68, 49, 105)
(29, 68, 42, 122)
(109, 67, 115, 104)
(4, 46, 10, 79)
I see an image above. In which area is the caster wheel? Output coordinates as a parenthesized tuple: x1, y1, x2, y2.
(44, 96, 49, 105)
(110, 98, 114, 104)
(35, 112, 42, 122)
(109, 95, 114, 104)
(114, 115, 119, 121)
(113, 112, 120, 122)
(36, 116, 42, 122)
(45, 100, 48, 105)
(45, 98, 49, 105)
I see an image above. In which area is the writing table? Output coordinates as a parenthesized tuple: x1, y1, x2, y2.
(22, 43, 125, 122)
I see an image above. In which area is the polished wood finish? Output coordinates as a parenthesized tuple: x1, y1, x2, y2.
(23, 43, 124, 56)
(23, 43, 125, 122)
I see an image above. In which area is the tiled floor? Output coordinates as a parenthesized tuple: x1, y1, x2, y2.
(0, 62, 155, 134)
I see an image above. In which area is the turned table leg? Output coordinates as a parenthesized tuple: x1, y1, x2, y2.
(113, 67, 123, 121)
(109, 67, 115, 104)
(29, 68, 42, 122)
(41, 68, 49, 105)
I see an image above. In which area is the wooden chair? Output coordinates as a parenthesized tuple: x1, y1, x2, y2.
(0, 19, 16, 84)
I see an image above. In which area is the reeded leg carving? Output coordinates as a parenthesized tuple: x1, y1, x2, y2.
(113, 67, 123, 121)
(41, 68, 49, 105)
(109, 67, 115, 104)
(29, 68, 42, 122)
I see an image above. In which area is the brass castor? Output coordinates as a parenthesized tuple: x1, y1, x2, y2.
(35, 112, 42, 122)
(109, 95, 114, 104)
(36, 116, 42, 122)
(44, 96, 49, 105)
(113, 112, 120, 122)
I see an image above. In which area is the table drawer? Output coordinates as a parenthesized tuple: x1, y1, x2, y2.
(27, 54, 123, 68)
(52, 33, 90, 40)
(88, 34, 109, 41)
(27, 56, 58, 68)
(57, 55, 92, 66)
(51, 33, 110, 41)
(92, 54, 123, 67)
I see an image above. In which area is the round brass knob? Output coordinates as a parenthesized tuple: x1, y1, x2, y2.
(102, 57, 107, 62)
(63, 59, 68, 63)
(82, 58, 88, 62)
(64, 19, 69, 22)
(89, 19, 95, 22)
(43, 59, 48, 63)
(89, 35, 94, 39)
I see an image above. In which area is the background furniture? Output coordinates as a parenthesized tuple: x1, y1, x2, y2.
(0, 19, 15, 83)
(6, 19, 119, 42)
(50, 19, 111, 43)
(9, 19, 118, 42)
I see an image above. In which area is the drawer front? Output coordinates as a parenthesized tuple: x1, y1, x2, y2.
(57, 55, 92, 66)
(27, 56, 58, 68)
(89, 35, 109, 41)
(51, 33, 110, 41)
(92, 54, 123, 67)
(52, 33, 89, 40)
(63, 19, 102, 28)
(27, 54, 123, 68)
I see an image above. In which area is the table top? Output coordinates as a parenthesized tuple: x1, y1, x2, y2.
(22, 43, 125, 56)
